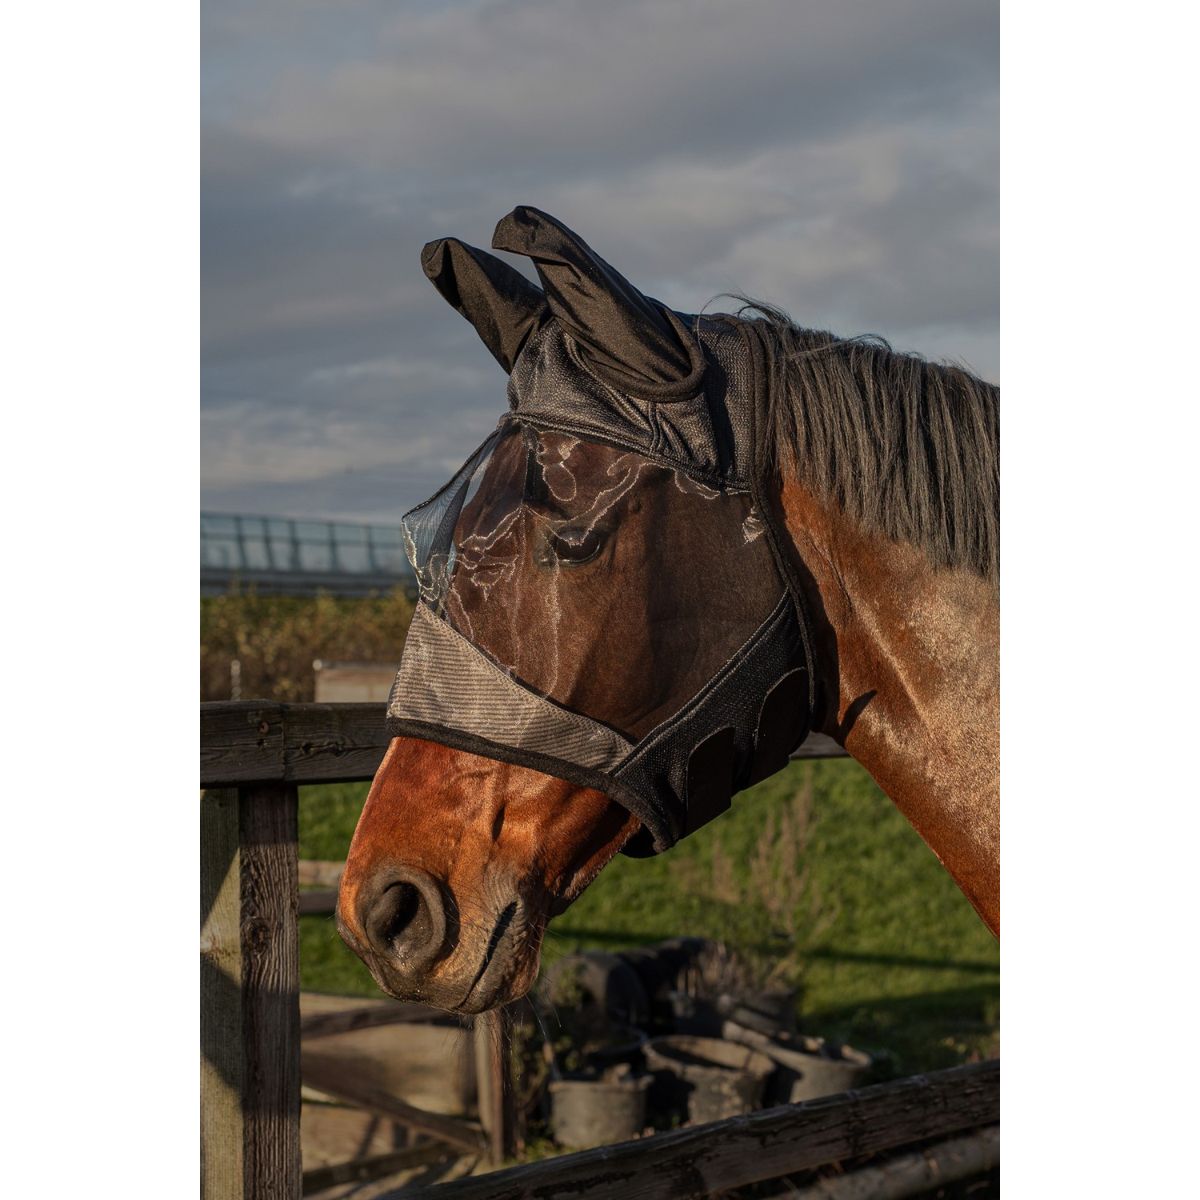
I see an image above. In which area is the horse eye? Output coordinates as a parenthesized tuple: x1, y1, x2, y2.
(542, 525, 603, 566)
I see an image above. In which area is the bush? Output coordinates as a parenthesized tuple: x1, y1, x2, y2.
(199, 587, 414, 701)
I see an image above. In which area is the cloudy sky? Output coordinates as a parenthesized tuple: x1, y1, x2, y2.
(201, 0, 997, 523)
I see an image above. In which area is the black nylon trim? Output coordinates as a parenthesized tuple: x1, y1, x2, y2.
(613, 592, 793, 775)
(505, 413, 752, 493)
(737, 318, 821, 720)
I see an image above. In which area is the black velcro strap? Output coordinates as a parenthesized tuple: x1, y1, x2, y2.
(748, 667, 811, 786)
(684, 726, 736, 835)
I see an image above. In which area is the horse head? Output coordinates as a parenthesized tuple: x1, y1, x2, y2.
(336, 206, 1000, 1013)
(336, 207, 815, 1011)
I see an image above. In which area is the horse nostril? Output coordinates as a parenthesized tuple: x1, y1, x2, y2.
(358, 868, 448, 972)
(382, 882, 427, 949)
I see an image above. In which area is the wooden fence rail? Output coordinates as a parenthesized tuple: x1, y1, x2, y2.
(201, 700, 848, 788)
(202, 700, 983, 1200)
(394, 1061, 1000, 1200)
(201, 701, 395, 787)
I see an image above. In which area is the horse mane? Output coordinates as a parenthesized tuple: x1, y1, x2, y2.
(733, 300, 999, 581)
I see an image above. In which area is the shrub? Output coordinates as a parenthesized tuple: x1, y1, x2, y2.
(199, 587, 414, 701)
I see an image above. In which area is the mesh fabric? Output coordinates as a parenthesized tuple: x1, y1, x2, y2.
(399, 420, 782, 742)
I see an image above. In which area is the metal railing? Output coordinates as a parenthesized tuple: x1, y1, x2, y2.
(201, 511, 416, 597)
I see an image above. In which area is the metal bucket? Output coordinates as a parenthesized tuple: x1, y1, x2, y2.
(777, 1042, 872, 1101)
(643, 1035, 775, 1125)
(549, 1073, 652, 1149)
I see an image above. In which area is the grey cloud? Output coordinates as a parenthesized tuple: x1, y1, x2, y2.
(214, 0, 995, 176)
(202, 0, 997, 519)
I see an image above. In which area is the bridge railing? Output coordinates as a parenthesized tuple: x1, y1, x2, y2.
(201, 512, 417, 597)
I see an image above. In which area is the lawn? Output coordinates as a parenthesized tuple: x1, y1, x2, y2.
(298, 757, 998, 1077)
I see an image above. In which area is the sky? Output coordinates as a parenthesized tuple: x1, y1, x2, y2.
(201, 0, 998, 523)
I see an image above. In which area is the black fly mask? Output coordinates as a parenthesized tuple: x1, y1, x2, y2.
(387, 207, 816, 856)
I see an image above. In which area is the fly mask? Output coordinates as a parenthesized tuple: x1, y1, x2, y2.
(386, 207, 816, 855)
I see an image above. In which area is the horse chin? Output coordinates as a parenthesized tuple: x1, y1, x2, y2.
(448, 944, 543, 1015)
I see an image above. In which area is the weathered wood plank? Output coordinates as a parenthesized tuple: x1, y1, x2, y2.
(792, 1124, 999, 1199)
(395, 1060, 999, 1200)
(302, 1056, 487, 1157)
(476, 1008, 516, 1165)
(201, 785, 303, 1200)
(201, 702, 848, 788)
(201, 702, 392, 786)
(299, 1000, 457, 1041)
(201, 789, 244, 1200)
(298, 860, 345, 888)
(302, 1143, 455, 1196)
(240, 783, 302, 1199)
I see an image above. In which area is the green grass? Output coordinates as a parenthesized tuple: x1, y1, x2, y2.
(296, 781, 379, 1002)
(297, 760, 998, 1077)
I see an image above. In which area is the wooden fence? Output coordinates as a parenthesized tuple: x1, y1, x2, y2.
(200, 701, 997, 1200)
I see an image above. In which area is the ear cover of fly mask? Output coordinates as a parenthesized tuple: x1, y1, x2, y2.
(491, 206, 707, 398)
(421, 236, 549, 373)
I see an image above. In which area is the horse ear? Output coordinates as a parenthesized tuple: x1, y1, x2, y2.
(491, 206, 705, 398)
(421, 237, 549, 373)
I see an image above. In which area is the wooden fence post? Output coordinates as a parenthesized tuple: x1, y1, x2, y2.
(201, 788, 243, 1200)
(201, 784, 301, 1200)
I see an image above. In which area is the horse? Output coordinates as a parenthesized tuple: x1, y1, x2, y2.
(336, 207, 998, 1014)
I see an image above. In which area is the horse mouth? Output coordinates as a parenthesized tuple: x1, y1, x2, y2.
(455, 901, 519, 1011)
(451, 894, 550, 1014)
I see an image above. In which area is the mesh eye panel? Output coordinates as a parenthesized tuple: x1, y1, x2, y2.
(400, 420, 785, 742)
(401, 427, 505, 615)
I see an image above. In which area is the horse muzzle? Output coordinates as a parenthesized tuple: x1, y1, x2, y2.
(337, 863, 541, 1013)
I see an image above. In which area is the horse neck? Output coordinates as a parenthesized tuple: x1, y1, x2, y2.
(777, 478, 1000, 935)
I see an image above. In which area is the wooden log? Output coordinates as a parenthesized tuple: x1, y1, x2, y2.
(395, 1060, 999, 1200)
(201, 702, 392, 786)
(301, 1056, 487, 1157)
(201, 784, 302, 1200)
(301, 1142, 455, 1196)
(791, 1124, 999, 1199)
(300, 1000, 456, 1041)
